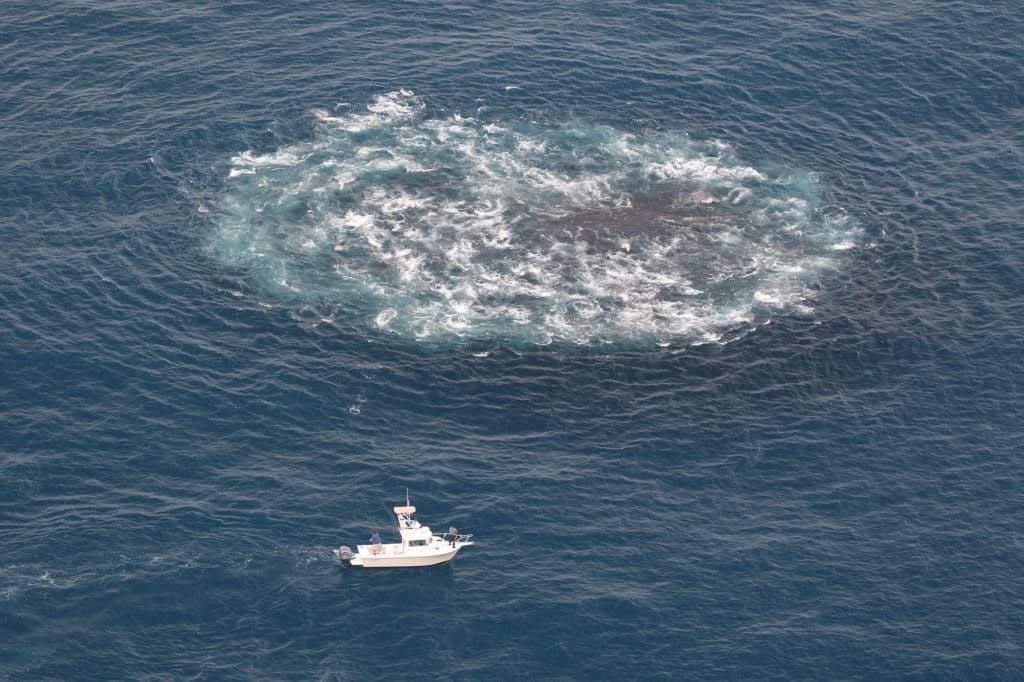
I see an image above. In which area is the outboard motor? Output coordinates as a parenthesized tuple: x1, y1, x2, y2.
(334, 546, 354, 563)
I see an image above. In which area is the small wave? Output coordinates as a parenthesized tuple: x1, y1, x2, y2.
(209, 90, 860, 346)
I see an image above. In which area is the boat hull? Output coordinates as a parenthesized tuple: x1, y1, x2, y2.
(348, 541, 471, 568)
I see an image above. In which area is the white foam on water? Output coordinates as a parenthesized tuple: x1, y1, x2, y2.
(209, 90, 861, 346)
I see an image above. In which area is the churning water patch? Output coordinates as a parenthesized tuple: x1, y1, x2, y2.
(208, 91, 860, 346)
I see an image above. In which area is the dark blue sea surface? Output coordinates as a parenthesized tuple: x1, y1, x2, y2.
(2, 1, 1023, 678)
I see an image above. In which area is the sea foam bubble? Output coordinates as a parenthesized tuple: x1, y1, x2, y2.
(209, 91, 860, 346)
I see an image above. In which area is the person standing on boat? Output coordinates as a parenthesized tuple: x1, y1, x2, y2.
(448, 525, 457, 547)
(371, 530, 382, 554)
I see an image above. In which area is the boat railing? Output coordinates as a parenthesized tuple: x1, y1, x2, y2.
(453, 533, 473, 544)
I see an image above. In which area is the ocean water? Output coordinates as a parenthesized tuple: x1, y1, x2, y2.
(1, 1, 1022, 679)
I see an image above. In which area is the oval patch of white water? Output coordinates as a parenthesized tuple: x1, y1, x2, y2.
(209, 91, 860, 346)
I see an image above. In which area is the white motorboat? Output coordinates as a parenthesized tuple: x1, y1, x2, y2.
(335, 496, 474, 568)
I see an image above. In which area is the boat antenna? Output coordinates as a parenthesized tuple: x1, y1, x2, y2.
(406, 488, 410, 507)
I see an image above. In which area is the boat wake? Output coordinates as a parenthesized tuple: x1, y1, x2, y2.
(209, 90, 860, 346)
